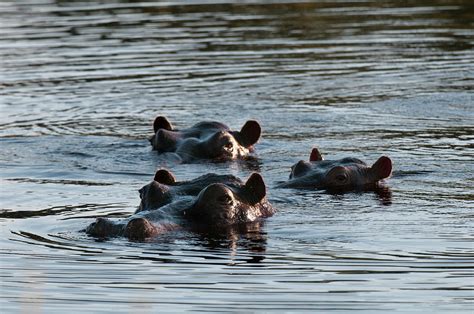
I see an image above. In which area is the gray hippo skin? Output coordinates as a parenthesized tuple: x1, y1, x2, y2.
(85, 170, 275, 240)
(150, 116, 261, 162)
(279, 147, 392, 191)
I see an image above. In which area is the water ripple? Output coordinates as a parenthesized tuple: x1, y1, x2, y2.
(1, 0, 473, 312)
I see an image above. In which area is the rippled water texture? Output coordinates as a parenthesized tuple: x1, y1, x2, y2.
(1, 0, 473, 312)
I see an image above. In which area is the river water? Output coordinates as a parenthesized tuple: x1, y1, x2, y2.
(1, 0, 473, 312)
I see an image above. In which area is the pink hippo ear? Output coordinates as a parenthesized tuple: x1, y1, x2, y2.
(153, 116, 173, 133)
(244, 173, 266, 204)
(370, 156, 393, 180)
(153, 169, 176, 185)
(238, 120, 261, 147)
(310, 147, 323, 161)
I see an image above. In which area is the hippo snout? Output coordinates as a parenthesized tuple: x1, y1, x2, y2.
(86, 217, 121, 238)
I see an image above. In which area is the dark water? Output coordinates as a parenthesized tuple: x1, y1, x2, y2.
(1, 0, 473, 312)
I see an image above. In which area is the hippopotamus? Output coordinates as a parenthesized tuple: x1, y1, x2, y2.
(149, 116, 261, 162)
(279, 147, 392, 191)
(85, 170, 275, 240)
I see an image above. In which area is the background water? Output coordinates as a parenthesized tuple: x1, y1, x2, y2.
(1, 0, 473, 312)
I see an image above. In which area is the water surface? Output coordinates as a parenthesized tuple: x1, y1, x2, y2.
(1, 0, 473, 312)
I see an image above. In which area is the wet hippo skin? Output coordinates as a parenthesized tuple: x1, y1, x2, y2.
(279, 147, 393, 191)
(149, 116, 261, 162)
(85, 170, 275, 240)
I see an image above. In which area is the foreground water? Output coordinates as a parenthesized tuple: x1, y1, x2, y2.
(1, 0, 473, 312)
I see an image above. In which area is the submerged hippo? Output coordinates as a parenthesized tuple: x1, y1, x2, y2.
(279, 147, 392, 191)
(85, 170, 275, 240)
(150, 116, 261, 162)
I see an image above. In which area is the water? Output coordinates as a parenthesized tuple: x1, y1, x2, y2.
(1, 0, 473, 312)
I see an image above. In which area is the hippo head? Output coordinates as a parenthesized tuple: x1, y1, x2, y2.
(151, 116, 261, 161)
(287, 148, 392, 191)
(184, 173, 270, 225)
(191, 119, 261, 161)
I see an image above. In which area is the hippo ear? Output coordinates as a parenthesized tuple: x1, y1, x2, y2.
(153, 116, 173, 133)
(154, 169, 176, 185)
(370, 156, 392, 180)
(244, 173, 266, 204)
(310, 147, 323, 161)
(238, 120, 261, 147)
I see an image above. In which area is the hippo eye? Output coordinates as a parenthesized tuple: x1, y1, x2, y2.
(335, 174, 347, 182)
(224, 142, 233, 149)
(218, 194, 233, 204)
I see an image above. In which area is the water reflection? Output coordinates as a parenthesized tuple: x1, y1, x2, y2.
(373, 185, 392, 206)
(192, 221, 268, 259)
(325, 184, 393, 206)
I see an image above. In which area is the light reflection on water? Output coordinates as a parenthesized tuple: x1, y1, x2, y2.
(1, 0, 473, 312)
